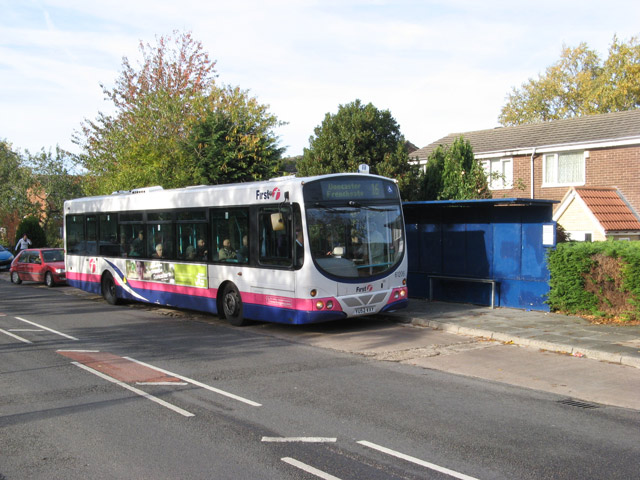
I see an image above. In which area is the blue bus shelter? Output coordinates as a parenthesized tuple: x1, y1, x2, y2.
(403, 199, 557, 311)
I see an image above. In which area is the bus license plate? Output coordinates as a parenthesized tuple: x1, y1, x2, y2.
(355, 306, 376, 314)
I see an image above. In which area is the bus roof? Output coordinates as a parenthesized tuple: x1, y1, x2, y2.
(63, 172, 396, 214)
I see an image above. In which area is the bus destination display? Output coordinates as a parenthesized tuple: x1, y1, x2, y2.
(304, 177, 398, 203)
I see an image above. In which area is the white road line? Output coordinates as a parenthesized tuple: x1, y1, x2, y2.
(0, 328, 32, 344)
(136, 382, 189, 386)
(281, 457, 342, 480)
(262, 437, 337, 443)
(8, 329, 43, 332)
(57, 349, 100, 353)
(357, 441, 480, 480)
(123, 356, 262, 407)
(15, 316, 79, 341)
(71, 362, 194, 417)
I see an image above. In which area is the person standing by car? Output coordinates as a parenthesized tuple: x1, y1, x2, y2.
(14, 233, 31, 255)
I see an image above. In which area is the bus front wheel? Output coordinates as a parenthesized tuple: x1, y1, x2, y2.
(101, 272, 120, 305)
(221, 283, 247, 326)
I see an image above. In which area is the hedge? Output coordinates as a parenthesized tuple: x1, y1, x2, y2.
(546, 241, 640, 321)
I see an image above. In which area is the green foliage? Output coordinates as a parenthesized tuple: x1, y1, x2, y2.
(184, 86, 284, 184)
(75, 31, 284, 193)
(14, 217, 46, 249)
(297, 99, 420, 200)
(1, 142, 84, 247)
(0, 140, 33, 217)
(75, 31, 217, 194)
(24, 147, 86, 246)
(499, 35, 640, 125)
(547, 241, 640, 321)
(419, 136, 491, 200)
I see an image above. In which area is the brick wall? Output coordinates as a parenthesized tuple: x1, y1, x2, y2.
(488, 145, 640, 214)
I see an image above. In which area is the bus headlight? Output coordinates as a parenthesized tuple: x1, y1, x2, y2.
(316, 300, 324, 310)
(326, 300, 333, 310)
(310, 289, 317, 297)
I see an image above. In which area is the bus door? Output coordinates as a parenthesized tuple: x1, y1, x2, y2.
(250, 205, 299, 296)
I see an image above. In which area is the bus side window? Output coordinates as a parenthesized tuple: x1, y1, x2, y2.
(66, 215, 85, 254)
(120, 225, 145, 257)
(258, 206, 292, 267)
(99, 213, 120, 256)
(210, 208, 249, 263)
(86, 215, 97, 255)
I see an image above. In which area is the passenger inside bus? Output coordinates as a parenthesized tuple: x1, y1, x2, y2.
(295, 230, 304, 267)
(237, 235, 248, 262)
(129, 231, 144, 257)
(152, 243, 164, 259)
(218, 239, 235, 260)
(196, 238, 208, 260)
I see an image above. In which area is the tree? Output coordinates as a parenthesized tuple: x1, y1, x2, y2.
(75, 31, 218, 194)
(599, 35, 640, 112)
(183, 86, 285, 184)
(499, 35, 640, 125)
(23, 147, 85, 246)
(296, 99, 419, 200)
(14, 216, 46, 250)
(0, 140, 32, 219)
(419, 136, 490, 200)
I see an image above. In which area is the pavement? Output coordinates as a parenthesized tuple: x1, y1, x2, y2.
(382, 299, 640, 370)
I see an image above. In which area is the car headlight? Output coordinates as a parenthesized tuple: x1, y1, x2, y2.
(55, 268, 65, 274)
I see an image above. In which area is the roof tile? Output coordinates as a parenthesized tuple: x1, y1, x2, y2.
(413, 109, 640, 161)
(576, 187, 640, 232)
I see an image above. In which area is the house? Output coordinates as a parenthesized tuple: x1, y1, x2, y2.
(411, 109, 640, 239)
(553, 187, 640, 241)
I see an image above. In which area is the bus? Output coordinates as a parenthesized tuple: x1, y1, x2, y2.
(63, 171, 408, 325)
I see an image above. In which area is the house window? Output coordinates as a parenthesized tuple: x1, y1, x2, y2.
(543, 151, 585, 186)
(482, 158, 512, 190)
(567, 231, 592, 242)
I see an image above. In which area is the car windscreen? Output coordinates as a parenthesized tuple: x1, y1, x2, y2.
(43, 251, 64, 263)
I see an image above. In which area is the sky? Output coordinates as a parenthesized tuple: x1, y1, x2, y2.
(1, 0, 640, 159)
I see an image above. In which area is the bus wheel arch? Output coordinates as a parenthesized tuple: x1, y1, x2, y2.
(101, 271, 120, 305)
(218, 282, 248, 326)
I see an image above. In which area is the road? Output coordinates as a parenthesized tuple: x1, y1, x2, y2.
(1, 280, 639, 479)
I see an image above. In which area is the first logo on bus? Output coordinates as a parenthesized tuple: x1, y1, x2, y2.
(256, 187, 281, 201)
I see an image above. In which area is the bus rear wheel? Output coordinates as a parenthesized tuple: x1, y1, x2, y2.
(101, 272, 120, 305)
(221, 283, 247, 326)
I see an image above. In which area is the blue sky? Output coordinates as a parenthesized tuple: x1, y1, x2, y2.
(1, 0, 639, 157)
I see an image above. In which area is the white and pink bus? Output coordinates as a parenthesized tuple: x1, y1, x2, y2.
(64, 171, 408, 325)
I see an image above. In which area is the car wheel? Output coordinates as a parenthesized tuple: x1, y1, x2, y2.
(11, 271, 22, 284)
(101, 272, 120, 305)
(221, 283, 248, 326)
(45, 271, 55, 287)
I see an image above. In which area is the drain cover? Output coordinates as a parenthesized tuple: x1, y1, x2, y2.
(557, 399, 599, 409)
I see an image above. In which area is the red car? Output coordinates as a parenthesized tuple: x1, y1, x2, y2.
(10, 248, 66, 287)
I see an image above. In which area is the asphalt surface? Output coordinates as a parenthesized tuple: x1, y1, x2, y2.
(2, 270, 639, 412)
